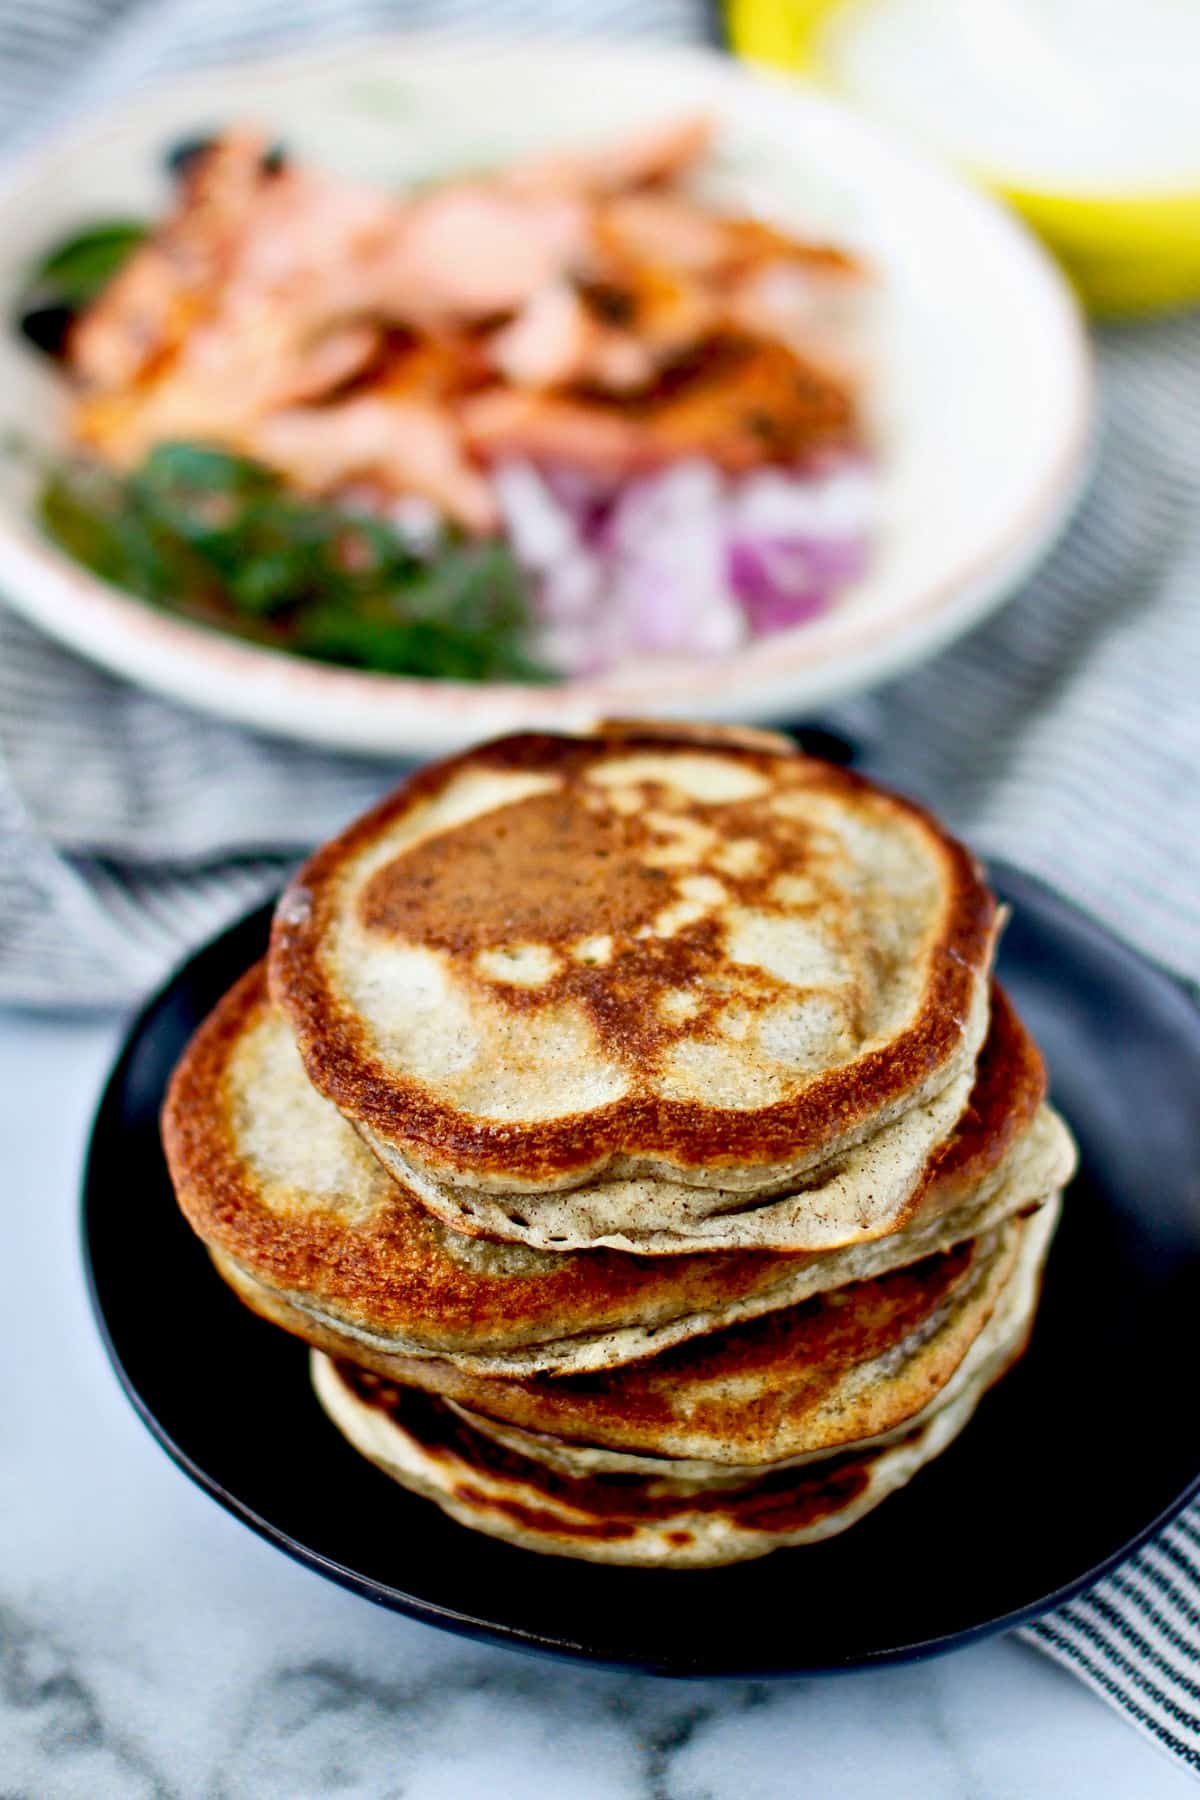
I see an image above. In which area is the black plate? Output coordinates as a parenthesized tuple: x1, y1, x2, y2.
(83, 864, 1200, 1676)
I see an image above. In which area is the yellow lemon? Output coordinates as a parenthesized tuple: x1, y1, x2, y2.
(727, 0, 1200, 316)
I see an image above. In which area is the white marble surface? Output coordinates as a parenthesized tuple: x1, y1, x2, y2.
(2, 1004, 1194, 1800)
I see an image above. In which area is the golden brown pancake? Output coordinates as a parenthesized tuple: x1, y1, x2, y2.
(320, 1216, 1036, 1464)
(268, 726, 998, 1217)
(218, 1204, 1056, 1465)
(308, 1204, 1056, 1566)
(165, 962, 1065, 1375)
(313, 1371, 924, 1567)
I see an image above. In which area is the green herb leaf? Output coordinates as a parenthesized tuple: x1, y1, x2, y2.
(30, 221, 148, 308)
(38, 444, 554, 684)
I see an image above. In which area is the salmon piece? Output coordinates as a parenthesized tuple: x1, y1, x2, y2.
(462, 336, 854, 476)
(730, 260, 876, 385)
(371, 331, 491, 401)
(584, 331, 660, 393)
(68, 134, 399, 432)
(252, 396, 498, 534)
(594, 196, 872, 387)
(488, 255, 723, 393)
(460, 389, 645, 475)
(70, 344, 257, 467)
(381, 187, 588, 320)
(61, 116, 869, 528)
(600, 193, 863, 277)
(573, 205, 859, 390)
(486, 263, 717, 396)
(274, 321, 383, 402)
(713, 219, 863, 280)
(583, 263, 718, 364)
(69, 129, 272, 389)
(377, 117, 712, 322)
(487, 282, 596, 388)
(486, 282, 659, 392)
(639, 336, 856, 470)
(507, 114, 714, 198)
(226, 165, 394, 304)
(598, 196, 869, 377)
(71, 389, 160, 465)
(71, 138, 399, 399)
(598, 193, 731, 274)
(71, 316, 383, 467)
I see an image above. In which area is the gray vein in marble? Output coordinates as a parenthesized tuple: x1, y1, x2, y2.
(212, 1651, 766, 1800)
(1, 1603, 177, 1800)
(920, 1663, 987, 1800)
(640, 1700, 717, 1800)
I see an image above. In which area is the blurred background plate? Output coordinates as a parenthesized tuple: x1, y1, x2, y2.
(0, 35, 1090, 755)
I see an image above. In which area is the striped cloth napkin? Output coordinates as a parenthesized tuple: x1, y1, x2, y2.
(3, 0, 1200, 1771)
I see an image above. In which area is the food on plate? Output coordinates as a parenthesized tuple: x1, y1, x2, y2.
(308, 1204, 1055, 1567)
(169, 963, 1063, 1378)
(162, 722, 1075, 1565)
(28, 119, 876, 681)
(267, 722, 1072, 1254)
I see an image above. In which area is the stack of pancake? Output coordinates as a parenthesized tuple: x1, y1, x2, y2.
(164, 723, 1076, 1567)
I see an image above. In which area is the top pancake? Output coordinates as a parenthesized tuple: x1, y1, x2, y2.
(269, 725, 997, 1197)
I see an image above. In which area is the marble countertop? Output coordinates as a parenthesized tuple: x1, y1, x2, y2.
(3, 1004, 1194, 1800)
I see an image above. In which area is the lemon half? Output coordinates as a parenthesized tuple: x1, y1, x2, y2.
(727, 0, 1200, 316)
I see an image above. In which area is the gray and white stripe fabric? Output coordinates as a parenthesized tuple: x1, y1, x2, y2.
(2, 0, 1200, 1772)
(1033, 1511, 1200, 1775)
(847, 308, 1200, 991)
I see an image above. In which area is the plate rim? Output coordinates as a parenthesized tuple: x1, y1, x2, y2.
(0, 31, 1093, 755)
(80, 858, 1200, 1676)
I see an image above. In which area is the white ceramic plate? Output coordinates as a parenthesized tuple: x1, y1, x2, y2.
(0, 35, 1091, 755)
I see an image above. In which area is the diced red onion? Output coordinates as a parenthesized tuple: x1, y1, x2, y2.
(493, 453, 874, 676)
